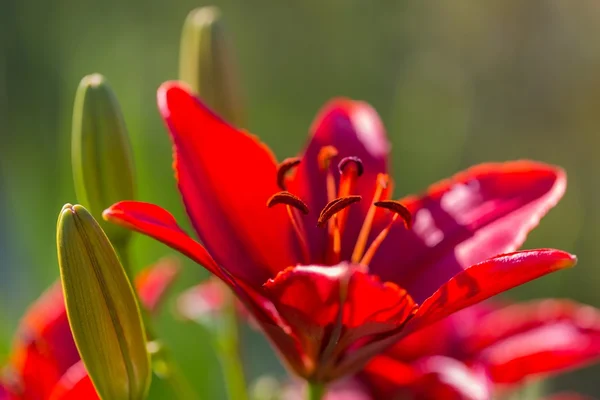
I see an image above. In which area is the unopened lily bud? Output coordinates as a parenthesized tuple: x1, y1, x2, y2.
(179, 6, 245, 126)
(57, 204, 150, 400)
(71, 74, 135, 247)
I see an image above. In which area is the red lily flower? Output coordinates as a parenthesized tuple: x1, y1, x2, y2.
(104, 82, 575, 383)
(1, 259, 179, 400)
(362, 300, 600, 399)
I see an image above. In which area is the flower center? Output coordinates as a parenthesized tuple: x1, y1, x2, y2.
(267, 146, 411, 267)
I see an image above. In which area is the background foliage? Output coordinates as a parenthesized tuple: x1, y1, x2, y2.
(2, 0, 600, 397)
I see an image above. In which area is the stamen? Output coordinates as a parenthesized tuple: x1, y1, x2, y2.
(317, 196, 362, 228)
(318, 146, 339, 170)
(267, 191, 309, 214)
(351, 174, 389, 263)
(338, 157, 364, 177)
(318, 195, 361, 264)
(360, 201, 413, 266)
(267, 191, 310, 263)
(276, 157, 301, 190)
(336, 157, 364, 232)
(318, 146, 339, 203)
(373, 200, 412, 228)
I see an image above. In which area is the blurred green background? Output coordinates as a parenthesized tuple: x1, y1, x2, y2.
(2, 0, 600, 397)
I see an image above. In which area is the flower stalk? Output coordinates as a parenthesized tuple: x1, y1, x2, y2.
(307, 382, 325, 400)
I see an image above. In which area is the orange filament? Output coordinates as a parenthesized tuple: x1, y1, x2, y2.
(318, 146, 339, 204)
(360, 201, 413, 266)
(317, 196, 362, 227)
(286, 206, 311, 264)
(267, 191, 310, 263)
(351, 174, 389, 263)
(276, 157, 301, 190)
(337, 157, 363, 233)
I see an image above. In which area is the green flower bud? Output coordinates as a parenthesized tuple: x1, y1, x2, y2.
(71, 74, 135, 248)
(57, 204, 150, 400)
(179, 6, 245, 126)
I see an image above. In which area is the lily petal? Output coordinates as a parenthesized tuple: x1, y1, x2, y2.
(135, 257, 180, 314)
(9, 283, 78, 394)
(338, 250, 575, 375)
(370, 161, 566, 302)
(288, 99, 390, 263)
(158, 82, 298, 283)
(411, 357, 490, 400)
(48, 361, 98, 400)
(264, 264, 416, 380)
(470, 300, 600, 384)
(104, 201, 229, 283)
(406, 250, 577, 332)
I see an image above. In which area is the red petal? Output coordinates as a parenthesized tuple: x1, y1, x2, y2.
(135, 257, 180, 314)
(470, 300, 600, 384)
(361, 356, 420, 394)
(264, 264, 415, 380)
(406, 249, 576, 332)
(369, 161, 566, 302)
(158, 82, 298, 283)
(8, 283, 79, 398)
(288, 99, 390, 263)
(411, 357, 490, 400)
(382, 304, 495, 363)
(104, 201, 230, 283)
(6, 342, 62, 400)
(48, 361, 98, 400)
(104, 201, 308, 376)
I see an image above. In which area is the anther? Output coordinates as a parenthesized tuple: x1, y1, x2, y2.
(336, 156, 364, 232)
(267, 191, 311, 263)
(360, 201, 412, 266)
(318, 146, 339, 171)
(267, 191, 309, 214)
(317, 196, 362, 227)
(374, 201, 412, 228)
(338, 157, 364, 177)
(276, 157, 301, 190)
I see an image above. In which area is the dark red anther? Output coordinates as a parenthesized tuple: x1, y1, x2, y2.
(338, 157, 364, 177)
(267, 191, 310, 215)
(374, 200, 412, 229)
(317, 195, 362, 227)
(276, 157, 301, 190)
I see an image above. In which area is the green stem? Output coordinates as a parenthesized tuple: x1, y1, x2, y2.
(307, 381, 325, 400)
(115, 241, 199, 400)
(215, 287, 249, 400)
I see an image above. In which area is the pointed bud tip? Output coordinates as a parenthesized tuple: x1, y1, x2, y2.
(187, 6, 221, 26)
(80, 73, 106, 89)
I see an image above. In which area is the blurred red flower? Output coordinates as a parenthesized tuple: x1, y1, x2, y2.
(105, 82, 575, 383)
(362, 300, 600, 399)
(0, 259, 179, 400)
